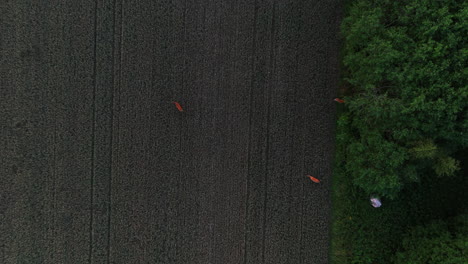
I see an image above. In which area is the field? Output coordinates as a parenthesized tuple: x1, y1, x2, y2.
(1, 1, 342, 263)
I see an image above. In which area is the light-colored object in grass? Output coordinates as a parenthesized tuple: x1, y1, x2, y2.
(370, 197, 382, 208)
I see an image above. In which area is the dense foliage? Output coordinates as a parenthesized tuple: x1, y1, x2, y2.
(339, 0, 468, 198)
(331, 153, 467, 264)
(331, 1, 468, 263)
(393, 214, 468, 264)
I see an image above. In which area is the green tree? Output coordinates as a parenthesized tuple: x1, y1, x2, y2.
(393, 214, 468, 264)
(433, 156, 461, 177)
(408, 139, 461, 177)
(339, 0, 468, 198)
(409, 139, 438, 159)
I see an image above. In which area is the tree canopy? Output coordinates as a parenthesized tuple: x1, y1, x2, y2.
(393, 214, 468, 264)
(339, 0, 468, 198)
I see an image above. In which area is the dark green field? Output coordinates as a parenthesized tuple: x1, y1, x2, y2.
(1, 1, 342, 263)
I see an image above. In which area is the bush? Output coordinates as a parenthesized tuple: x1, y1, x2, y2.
(331, 148, 468, 263)
(392, 214, 468, 264)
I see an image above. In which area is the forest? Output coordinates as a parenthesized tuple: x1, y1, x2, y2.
(331, 0, 468, 263)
